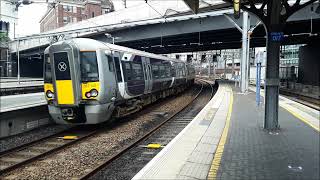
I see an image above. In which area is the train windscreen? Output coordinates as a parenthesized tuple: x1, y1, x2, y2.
(54, 52, 71, 80)
(80, 51, 99, 82)
(44, 54, 52, 83)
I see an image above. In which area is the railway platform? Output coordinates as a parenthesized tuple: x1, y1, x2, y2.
(0, 92, 46, 113)
(0, 77, 43, 96)
(0, 92, 48, 138)
(133, 81, 320, 180)
(0, 77, 43, 88)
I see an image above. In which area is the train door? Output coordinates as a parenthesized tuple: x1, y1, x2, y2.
(103, 51, 118, 100)
(112, 51, 125, 97)
(144, 57, 152, 93)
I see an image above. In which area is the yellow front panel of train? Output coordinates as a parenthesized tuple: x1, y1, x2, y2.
(82, 82, 100, 99)
(44, 83, 54, 100)
(56, 80, 75, 105)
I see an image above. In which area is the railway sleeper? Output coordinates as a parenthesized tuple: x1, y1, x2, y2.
(113, 85, 188, 118)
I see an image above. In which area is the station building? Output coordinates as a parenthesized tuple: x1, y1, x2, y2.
(0, 0, 18, 77)
(39, 0, 114, 32)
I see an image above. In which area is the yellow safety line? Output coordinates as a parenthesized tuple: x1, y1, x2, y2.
(208, 89, 234, 180)
(281, 104, 320, 132)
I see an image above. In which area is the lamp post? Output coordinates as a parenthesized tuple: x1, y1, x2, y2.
(105, 33, 121, 44)
(13, 0, 54, 83)
(16, 38, 20, 83)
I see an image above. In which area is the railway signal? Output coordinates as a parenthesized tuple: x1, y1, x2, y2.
(233, 0, 241, 19)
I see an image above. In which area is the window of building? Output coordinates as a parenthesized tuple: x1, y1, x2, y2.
(72, 6, 77, 13)
(63, 5, 71, 12)
(104, 8, 110, 14)
(92, 12, 95, 18)
(63, 17, 68, 23)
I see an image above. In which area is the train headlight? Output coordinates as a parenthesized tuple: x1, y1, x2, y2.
(46, 90, 54, 98)
(85, 92, 91, 98)
(90, 89, 99, 97)
(85, 89, 98, 98)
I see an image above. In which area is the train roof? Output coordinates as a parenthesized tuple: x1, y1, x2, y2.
(52, 38, 183, 63)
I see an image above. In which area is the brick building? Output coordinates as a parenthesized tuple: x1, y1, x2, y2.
(40, 0, 114, 32)
(1, 0, 18, 77)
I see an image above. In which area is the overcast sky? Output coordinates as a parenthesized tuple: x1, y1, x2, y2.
(16, 0, 178, 36)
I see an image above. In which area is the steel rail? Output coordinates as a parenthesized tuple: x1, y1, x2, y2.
(79, 80, 214, 180)
(0, 126, 75, 155)
(0, 128, 98, 175)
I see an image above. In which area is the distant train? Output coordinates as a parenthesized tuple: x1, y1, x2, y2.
(43, 38, 195, 124)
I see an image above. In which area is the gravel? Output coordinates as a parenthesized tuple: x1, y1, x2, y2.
(0, 124, 71, 153)
(90, 82, 214, 180)
(1, 85, 199, 179)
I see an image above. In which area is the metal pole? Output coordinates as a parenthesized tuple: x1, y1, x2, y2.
(213, 60, 215, 80)
(246, 32, 251, 90)
(199, 55, 202, 77)
(241, 11, 248, 93)
(232, 52, 235, 78)
(6, 49, 9, 77)
(264, 0, 282, 130)
(17, 39, 20, 84)
(208, 56, 211, 79)
(256, 62, 261, 106)
(224, 54, 227, 79)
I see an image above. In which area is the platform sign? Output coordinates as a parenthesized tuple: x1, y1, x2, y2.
(270, 32, 284, 42)
(233, 0, 241, 19)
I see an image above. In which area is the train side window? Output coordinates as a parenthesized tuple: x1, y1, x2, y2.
(148, 65, 152, 79)
(113, 57, 122, 82)
(152, 65, 159, 79)
(159, 65, 165, 78)
(143, 64, 148, 80)
(132, 62, 143, 80)
(171, 65, 176, 77)
(107, 56, 114, 72)
(44, 54, 52, 83)
(123, 61, 132, 81)
(165, 64, 171, 78)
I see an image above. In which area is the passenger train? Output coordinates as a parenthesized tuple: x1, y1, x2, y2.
(43, 38, 195, 124)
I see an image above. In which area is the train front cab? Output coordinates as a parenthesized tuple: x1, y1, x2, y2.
(44, 42, 116, 124)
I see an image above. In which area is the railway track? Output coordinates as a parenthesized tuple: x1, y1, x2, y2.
(0, 126, 98, 174)
(80, 80, 216, 179)
(0, 81, 204, 179)
(280, 93, 320, 111)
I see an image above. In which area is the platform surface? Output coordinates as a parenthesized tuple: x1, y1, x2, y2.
(133, 82, 232, 179)
(0, 92, 47, 113)
(133, 81, 320, 180)
(0, 77, 43, 89)
(216, 86, 319, 180)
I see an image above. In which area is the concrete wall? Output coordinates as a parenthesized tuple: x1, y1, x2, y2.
(0, 106, 51, 138)
(298, 44, 320, 86)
